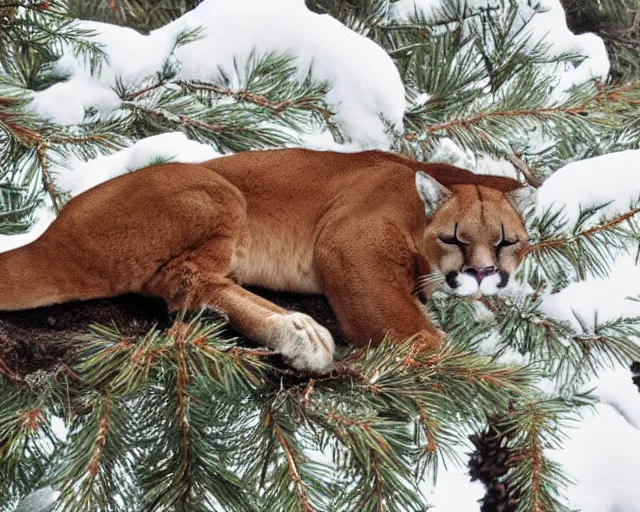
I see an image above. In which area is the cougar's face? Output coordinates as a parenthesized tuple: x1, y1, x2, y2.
(416, 173, 530, 296)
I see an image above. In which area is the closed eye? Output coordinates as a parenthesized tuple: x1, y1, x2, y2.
(437, 235, 464, 245)
(496, 224, 519, 250)
(496, 238, 518, 251)
(437, 224, 467, 247)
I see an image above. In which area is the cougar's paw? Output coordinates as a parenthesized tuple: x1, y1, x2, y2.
(268, 312, 335, 372)
(414, 329, 444, 352)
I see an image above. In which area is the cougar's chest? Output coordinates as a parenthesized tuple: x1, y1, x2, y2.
(231, 231, 322, 294)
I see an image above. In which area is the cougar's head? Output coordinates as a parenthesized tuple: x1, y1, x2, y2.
(416, 171, 531, 296)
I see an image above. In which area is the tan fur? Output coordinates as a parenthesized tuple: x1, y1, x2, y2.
(0, 149, 528, 371)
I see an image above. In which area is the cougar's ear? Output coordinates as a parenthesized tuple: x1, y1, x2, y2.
(506, 186, 537, 216)
(415, 171, 451, 216)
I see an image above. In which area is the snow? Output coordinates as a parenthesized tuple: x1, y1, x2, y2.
(4, 0, 640, 511)
(0, 203, 55, 252)
(421, 441, 484, 511)
(538, 253, 640, 510)
(50, 415, 69, 442)
(524, 0, 609, 93)
(13, 486, 59, 512)
(31, 0, 405, 149)
(55, 131, 220, 196)
(594, 368, 640, 431)
(540, 254, 640, 332)
(31, 77, 121, 126)
(392, 0, 494, 21)
(550, 404, 640, 512)
(536, 150, 640, 229)
(0, 133, 220, 254)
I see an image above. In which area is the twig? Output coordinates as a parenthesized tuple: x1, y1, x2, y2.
(0, 104, 43, 145)
(370, 451, 384, 512)
(379, 5, 501, 31)
(175, 333, 192, 510)
(36, 143, 61, 213)
(0, 356, 21, 383)
(121, 80, 165, 101)
(274, 425, 314, 512)
(123, 102, 244, 134)
(506, 147, 543, 188)
(48, 134, 119, 149)
(423, 105, 586, 134)
(179, 80, 334, 118)
(79, 394, 111, 504)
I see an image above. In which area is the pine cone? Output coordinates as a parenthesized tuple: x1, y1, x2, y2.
(469, 420, 520, 512)
(631, 361, 640, 393)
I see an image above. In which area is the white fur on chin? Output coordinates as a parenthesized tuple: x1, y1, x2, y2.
(453, 273, 479, 296)
(479, 273, 503, 296)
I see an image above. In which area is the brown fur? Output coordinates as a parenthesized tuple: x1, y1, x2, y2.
(0, 149, 527, 370)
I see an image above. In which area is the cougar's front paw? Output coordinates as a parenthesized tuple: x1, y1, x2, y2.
(267, 312, 335, 372)
(414, 328, 444, 352)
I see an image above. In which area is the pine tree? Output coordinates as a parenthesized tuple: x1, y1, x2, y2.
(1, 1, 640, 511)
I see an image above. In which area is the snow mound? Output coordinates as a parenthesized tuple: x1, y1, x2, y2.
(31, 0, 405, 149)
(536, 150, 640, 228)
(540, 255, 640, 332)
(54, 132, 220, 196)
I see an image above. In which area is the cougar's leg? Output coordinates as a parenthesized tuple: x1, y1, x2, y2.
(314, 225, 443, 352)
(144, 237, 334, 372)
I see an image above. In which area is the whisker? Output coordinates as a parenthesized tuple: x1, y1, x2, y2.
(419, 272, 445, 285)
(413, 271, 445, 295)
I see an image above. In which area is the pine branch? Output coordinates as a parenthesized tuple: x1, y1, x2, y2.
(497, 397, 579, 512)
(86, 394, 111, 485)
(409, 97, 603, 139)
(115, 52, 339, 153)
(121, 81, 166, 101)
(525, 200, 640, 284)
(527, 205, 640, 255)
(51, 391, 134, 512)
(272, 421, 314, 512)
(123, 102, 246, 134)
(0, 183, 42, 235)
(474, 293, 640, 388)
(0, 380, 61, 506)
(0, 98, 43, 146)
(429, 106, 556, 131)
(363, 451, 384, 512)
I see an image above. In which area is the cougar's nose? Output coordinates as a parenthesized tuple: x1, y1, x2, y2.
(462, 266, 498, 284)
